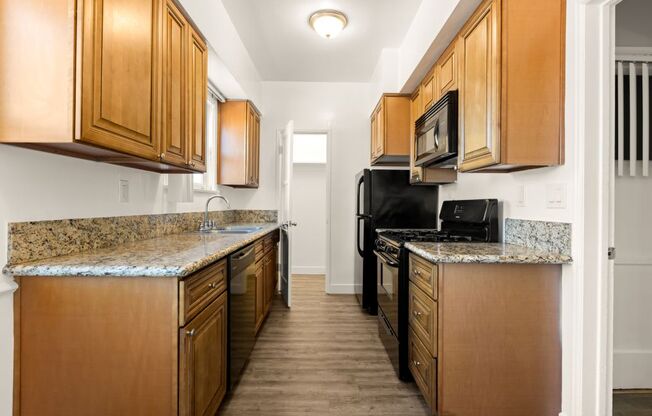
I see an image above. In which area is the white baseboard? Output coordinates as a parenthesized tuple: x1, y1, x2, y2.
(291, 266, 325, 275)
(326, 283, 355, 294)
(613, 350, 652, 389)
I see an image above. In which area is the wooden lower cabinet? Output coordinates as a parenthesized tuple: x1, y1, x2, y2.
(407, 254, 562, 416)
(255, 261, 266, 332)
(179, 292, 227, 416)
(255, 236, 279, 334)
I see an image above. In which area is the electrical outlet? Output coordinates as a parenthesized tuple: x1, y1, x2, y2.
(119, 179, 129, 203)
(546, 183, 566, 209)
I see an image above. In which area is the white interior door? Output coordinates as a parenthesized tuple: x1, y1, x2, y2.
(278, 121, 295, 307)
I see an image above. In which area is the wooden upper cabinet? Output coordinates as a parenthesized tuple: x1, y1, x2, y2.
(436, 41, 459, 99)
(246, 105, 261, 187)
(188, 26, 208, 172)
(420, 69, 436, 113)
(80, 0, 160, 159)
(161, 0, 189, 167)
(218, 100, 261, 188)
(458, 0, 501, 172)
(0, 0, 207, 174)
(179, 291, 228, 416)
(458, 0, 565, 172)
(370, 94, 411, 166)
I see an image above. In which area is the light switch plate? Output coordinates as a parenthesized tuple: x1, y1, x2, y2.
(119, 179, 129, 203)
(546, 183, 566, 209)
(516, 185, 526, 207)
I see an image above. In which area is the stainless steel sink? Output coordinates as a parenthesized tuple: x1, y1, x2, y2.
(206, 226, 263, 234)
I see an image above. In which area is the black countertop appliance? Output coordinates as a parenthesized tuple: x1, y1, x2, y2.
(354, 169, 438, 315)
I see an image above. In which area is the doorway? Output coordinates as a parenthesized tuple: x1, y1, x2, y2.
(290, 132, 329, 287)
(612, 1, 652, 414)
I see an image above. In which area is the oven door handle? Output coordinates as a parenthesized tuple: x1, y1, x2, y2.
(373, 250, 399, 268)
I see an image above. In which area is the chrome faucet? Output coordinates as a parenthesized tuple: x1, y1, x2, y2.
(200, 195, 231, 232)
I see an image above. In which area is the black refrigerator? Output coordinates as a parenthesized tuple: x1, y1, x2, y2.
(354, 169, 438, 314)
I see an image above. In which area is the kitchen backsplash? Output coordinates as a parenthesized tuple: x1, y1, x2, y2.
(504, 218, 572, 256)
(6, 210, 277, 265)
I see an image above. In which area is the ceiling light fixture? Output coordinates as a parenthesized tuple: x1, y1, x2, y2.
(309, 9, 348, 39)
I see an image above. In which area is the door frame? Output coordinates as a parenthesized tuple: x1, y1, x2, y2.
(277, 128, 333, 293)
(575, 0, 621, 414)
(291, 128, 333, 292)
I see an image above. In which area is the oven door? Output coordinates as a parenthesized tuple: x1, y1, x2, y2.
(375, 250, 399, 334)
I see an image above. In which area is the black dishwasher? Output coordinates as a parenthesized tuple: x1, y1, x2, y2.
(228, 244, 256, 389)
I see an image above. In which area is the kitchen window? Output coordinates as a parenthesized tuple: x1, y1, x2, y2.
(194, 85, 223, 192)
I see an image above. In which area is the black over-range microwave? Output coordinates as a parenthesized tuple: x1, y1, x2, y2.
(414, 90, 458, 168)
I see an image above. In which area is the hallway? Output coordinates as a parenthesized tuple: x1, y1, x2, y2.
(220, 275, 430, 415)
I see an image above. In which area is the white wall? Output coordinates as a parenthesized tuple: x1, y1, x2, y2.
(616, 0, 652, 48)
(291, 164, 327, 275)
(259, 81, 371, 293)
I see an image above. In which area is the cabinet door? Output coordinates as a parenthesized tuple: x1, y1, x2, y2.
(421, 69, 435, 112)
(375, 102, 385, 157)
(188, 27, 207, 172)
(458, 0, 501, 171)
(160, 0, 188, 167)
(255, 262, 265, 332)
(409, 90, 423, 184)
(263, 249, 276, 313)
(80, 0, 160, 159)
(245, 105, 260, 187)
(252, 112, 261, 186)
(179, 291, 227, 416)
(437, 42, 458, 98)
(370, 112, 377, 160)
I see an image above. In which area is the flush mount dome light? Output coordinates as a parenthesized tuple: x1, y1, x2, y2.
(309, 9, 348, 39)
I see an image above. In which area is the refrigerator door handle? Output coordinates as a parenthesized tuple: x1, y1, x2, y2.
(356, 216, 365, 257)
(356, 175, 364, 216)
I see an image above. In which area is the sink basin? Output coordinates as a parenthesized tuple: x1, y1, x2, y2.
(204, 225, 263, 234)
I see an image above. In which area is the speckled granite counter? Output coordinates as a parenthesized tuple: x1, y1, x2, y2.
(3, 223, 279, 278)
(405, 242, 572, 264)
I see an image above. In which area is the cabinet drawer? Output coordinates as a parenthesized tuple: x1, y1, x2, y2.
(408, 326, 437, 411)
(409, 282, 438, 356)
(180, 259, 227, 326)
(409, 254, 438, 300)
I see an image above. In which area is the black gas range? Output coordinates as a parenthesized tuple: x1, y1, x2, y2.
(375, 199, 498, 381)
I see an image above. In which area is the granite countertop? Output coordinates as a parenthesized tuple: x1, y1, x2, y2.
(3, 223, 280, 278)
(405, 242, 572, 265)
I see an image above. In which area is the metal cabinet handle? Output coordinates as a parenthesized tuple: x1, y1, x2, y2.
(186, 328, 196, 337)
(412, 310, 423, 317)
(160, 153, 165, 159)
(413, 269, 421, 276)
(208, 282, 218, 289)
(413, 360, 421, 367)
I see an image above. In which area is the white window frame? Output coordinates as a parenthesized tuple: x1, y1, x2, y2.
(193, 83, 224, 193)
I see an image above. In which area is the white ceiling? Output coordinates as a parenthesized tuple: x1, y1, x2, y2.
(221, 0, 423, 82)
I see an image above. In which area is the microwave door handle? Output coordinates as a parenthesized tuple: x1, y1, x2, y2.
(434, 119, 440, 149)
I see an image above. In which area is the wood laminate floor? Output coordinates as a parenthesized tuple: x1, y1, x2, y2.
(614, 391, 652, 416)
(219, 275, 430, 416)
